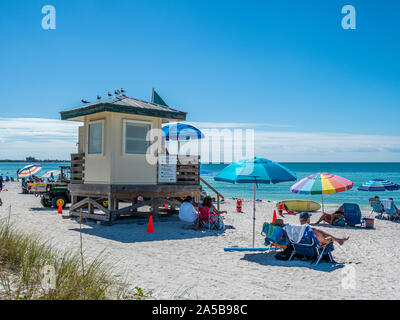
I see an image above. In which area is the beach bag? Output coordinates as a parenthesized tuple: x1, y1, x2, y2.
(275, 245, 293, 261)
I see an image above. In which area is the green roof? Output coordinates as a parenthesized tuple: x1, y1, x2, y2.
(60, 95, 187, 121)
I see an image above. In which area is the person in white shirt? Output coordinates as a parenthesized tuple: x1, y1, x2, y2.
(179, 196, 199, 230)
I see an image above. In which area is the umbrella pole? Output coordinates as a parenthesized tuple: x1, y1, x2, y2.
(321, 194, 325, 214)
(253, 182, 256, 248)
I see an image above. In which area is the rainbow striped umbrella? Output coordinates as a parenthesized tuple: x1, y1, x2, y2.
(358, 179, 400, 192)
(290, 173, 353, 213)
(17, 164, 42, 178)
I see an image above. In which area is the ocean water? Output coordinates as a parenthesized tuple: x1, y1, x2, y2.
(200, 163, 400, 206)
(1, 162, 399, 206)
(0, 162, 70, 179)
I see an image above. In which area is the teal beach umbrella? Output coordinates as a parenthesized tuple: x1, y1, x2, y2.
(214, 157, 297, 247)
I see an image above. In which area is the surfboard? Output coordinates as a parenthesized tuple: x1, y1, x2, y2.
(276, 200, 321, 212)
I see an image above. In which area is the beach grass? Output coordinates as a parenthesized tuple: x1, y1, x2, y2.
(0, 220, 150, 300)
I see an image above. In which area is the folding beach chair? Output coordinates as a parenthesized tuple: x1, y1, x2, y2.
(342, 203, 365, 227)
(199, 206, 223, 230)
(382, 200, 400, 222)
(287, 225, 335, 265)
(369, 199, 385, 219)
(261, 222, 289, 250)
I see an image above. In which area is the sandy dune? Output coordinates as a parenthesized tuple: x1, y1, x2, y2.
(1, 182, 399, 299)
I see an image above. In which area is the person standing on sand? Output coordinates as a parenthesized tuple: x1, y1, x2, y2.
(299, 212, 349, 246)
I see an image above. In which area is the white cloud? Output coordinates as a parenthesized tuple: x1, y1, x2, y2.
(0, 118, 80, 139)
(172, 122, 400, 162)
(252, 131, 400, 162)
(0, 118, 81, 160)
(0, 118, 399, 162)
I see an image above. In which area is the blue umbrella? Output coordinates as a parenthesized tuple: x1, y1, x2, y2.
(358, 179, 400, 192)
(162, 123, 204, 141)
(214, 157, 297, 247)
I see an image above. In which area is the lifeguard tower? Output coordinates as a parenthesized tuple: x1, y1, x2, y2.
(60, 94, 211, 224)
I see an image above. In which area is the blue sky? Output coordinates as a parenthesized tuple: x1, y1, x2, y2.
(0, 0, 399, 161)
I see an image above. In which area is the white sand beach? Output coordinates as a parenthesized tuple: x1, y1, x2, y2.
(1, 181, 399, 300)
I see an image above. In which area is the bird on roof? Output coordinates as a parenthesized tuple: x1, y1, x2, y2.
(114, 89, 121, 95)
(81, 99, 90, 104)
(97, 95, 101, 100)
(121, 88, 125, 93)
(108, 92, 113, 97)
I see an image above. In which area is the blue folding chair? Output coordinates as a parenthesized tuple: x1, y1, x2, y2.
(288, 225, 336, 265)
(383, 200, 400, 222)
(370, 199, 385, 219)
(342, 203, 365, 227)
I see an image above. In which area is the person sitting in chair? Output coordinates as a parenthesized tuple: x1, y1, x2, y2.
(300, 212, 349, 246)
(315, 206, 345, 225)
(178, 196, 200, 230)
(388, 198, 400, 212)
(199, 196, 227, 230)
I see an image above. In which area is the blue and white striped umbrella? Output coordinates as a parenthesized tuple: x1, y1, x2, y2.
(162, 123, 204, 141)
(358, 179, 400, 192)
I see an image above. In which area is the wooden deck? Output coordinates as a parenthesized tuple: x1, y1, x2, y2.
(67, 183, 202, 224)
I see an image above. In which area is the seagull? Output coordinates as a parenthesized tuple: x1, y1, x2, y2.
(121, 88, 125, 93)
(81, 99, 90, 104)
(114, 89, 121, 95)
(108, 92, 113, 97)
(97, 95, 101, 100)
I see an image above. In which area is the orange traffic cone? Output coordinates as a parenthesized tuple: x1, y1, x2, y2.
(146, 216, 154, 233)
(57, 202, 63, 214)
(272, 210, 277, 223)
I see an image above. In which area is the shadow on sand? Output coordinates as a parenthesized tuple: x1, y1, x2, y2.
(29, 207, 57, 212)
(240, 251, 345, 272)
(68, 220, 230, 243)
